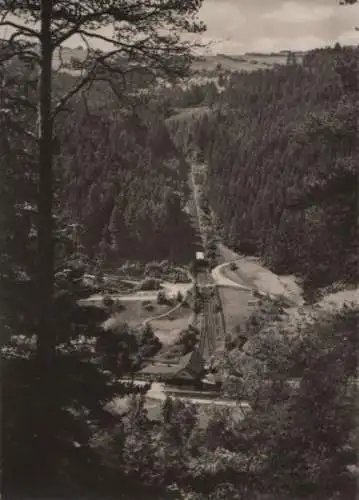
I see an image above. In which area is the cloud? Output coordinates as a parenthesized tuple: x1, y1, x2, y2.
(262, 1, 334, 23)
(199, 1, 246, 39)
(20, 0, 354, 54)
(338, 30, 359, 46)
(197, 0, 359, 53)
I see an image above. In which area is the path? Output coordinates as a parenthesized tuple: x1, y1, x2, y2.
(216, 243, 304, 306)
(79, 280, 193, 306)
(142, 298, 187, 327)
(211, 262, 252, 291)
(115, 379, 250, 411)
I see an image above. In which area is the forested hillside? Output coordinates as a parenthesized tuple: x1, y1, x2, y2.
(2, 59, 198, 269)
(56, 93, 197, 266)
(170, 46, 358, 294)
(1, 23, 358, 500)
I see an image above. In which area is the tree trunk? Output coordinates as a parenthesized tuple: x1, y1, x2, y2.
(37, 0, 54, 362)
(33, 1, 58, 488)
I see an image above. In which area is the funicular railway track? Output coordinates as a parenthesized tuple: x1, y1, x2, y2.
(196, 269, 220, 360)
(188, 163, 225, 361)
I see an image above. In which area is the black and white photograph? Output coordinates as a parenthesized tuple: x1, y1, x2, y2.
(0, 1, 358, 499)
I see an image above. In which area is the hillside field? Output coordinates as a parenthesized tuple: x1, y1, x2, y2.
(218, 287, 258, 336)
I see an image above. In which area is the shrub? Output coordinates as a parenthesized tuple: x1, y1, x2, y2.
(139, 277, 162, 291)
(177, 326, 199, 354)
(162, 345, 183, 360)
(229, 262, 238, 271)
(114, 302, 126, 312)
(138, 340, 162, 359)
(207, 239, 217, 251)
(157, 290, 167, 305)
(144, 262, 162, 278)
(159, 260, 170, 272)
(140, 323, 155, 343)
(194, 302, 201, 314)
(103, 295, 114, 308)
(176, 291, 183, 303)
(143, 303, 155, 312)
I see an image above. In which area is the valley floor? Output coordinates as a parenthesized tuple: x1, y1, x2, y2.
(217, 243, 304, 306)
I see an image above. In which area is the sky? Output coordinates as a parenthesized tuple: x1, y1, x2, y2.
(197, 0, 359, 54)
(1, 0, 358, 55)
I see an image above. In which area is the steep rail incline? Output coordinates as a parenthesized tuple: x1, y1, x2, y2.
(188, 163, 228, 360)
(196, 270, 224, 360)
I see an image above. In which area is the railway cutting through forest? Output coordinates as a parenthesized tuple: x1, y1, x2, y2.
(188, 163, 227, 361)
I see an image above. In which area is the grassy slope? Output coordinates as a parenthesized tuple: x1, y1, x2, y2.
(218, 287, 257, 336)
(105, 301, 174, 328)
(150, 306, 193, 346)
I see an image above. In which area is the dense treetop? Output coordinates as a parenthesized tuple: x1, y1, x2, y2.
(56, 93, 198, 266)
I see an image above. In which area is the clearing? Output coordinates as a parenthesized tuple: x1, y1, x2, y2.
(216, 243, 304, 306)
(218, 286, 258, 336)
(102, 300, 192, 348)
(283, 288, 359, 332)
(102, 299, 177, 329)
(79, 280, 193, 306)
(149, 306, 193, 346)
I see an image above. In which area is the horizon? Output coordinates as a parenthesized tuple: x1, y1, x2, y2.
(0, 0, 358, 54)
(52, 0, 359, 54)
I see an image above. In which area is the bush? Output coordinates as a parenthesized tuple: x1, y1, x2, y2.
(229, 262, 238, 271)
(177, 326, 199, 354)
(144, 262, 162, 278)
(139, 277, 162, 291)
(162, 344, 183, 360)
(140, 323, 155, 343)
(157, 290, 167, 305)
(207, 240, 216, 251)
(103, 295, 114, 308)
(176, 291, 183, 303)
(159, 260, 170, 272)
(194, 302, 201, 314)
(114, 302, 126, 312)
(143, 303, 155, 312)
(138, 340, 162, 359)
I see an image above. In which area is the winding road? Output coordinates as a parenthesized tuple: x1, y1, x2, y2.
(211, 262, 252, 291)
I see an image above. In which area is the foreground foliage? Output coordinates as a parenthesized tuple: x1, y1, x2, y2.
(1, 21, 357, 498)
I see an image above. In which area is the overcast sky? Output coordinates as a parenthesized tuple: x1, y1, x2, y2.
(197, 0, 359, 53)
(1, 0, 358, 54)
